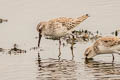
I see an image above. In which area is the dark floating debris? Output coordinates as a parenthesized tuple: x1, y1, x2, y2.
(30, 46, 44, 51)
(0, 48, 4, 52)
(65, 29, 102, 45)
(30, 46, 38, 50)
(8, 44, 26, 54)
(0, 18, 8, 23)
(45, 36, 60, 40)
(111, 29, 120, 37)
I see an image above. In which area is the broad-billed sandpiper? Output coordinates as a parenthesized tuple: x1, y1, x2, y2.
(37, 14, 89, 57)
(84, 36, 120, 62)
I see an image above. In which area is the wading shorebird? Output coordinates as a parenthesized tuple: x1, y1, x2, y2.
(84, 36, 120, 62)
(0, 18, 8, 23)
(37, 14, 89, 57)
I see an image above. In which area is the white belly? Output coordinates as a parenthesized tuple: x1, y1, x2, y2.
(43, 26, 68, 38)
(98, 45, 114, 54)
(98, 44, 120, 54)
(111, 45, 120, 51)
(44, 30, 68, 38)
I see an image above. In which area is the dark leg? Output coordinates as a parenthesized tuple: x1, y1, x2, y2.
(71, 35, 74, 58)
(112, 54, 114, 62)
(71, 44, 74, 57)
(58, 38, 61, 57)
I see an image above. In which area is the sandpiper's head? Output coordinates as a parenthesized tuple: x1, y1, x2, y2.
(84, 46, 96, 59)
(37, 22, 46, 32)
(37, 22, 46, 47)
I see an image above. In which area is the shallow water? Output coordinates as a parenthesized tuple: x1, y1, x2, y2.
(1, 0, 120, 80)
(1, 40, 120, 80)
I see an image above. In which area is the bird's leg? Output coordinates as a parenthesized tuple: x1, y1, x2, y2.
(112, 53, 115, 63)
(71, 35, 74, 58)
(71, 44, 74, 57)
(38, 30, 42, 47)
(58, 38, 61, 57)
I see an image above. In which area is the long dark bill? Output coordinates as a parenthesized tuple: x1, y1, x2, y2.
(38, 30, 42, 47)
(85, 57, 89, 64)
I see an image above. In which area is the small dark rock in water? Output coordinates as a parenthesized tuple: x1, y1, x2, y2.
(8, 44, 26, 54)
(30, 47, 38, 50)
(0, 48, 4, 52)
(115, 30, 118, 36)
(45, 36, 60, 40)
(84, 30, 88, 33)
(0, 18, 8, 23)
(30, 47, 39, 50)
(96, 30, 99, 34)
(30, 47, 44, 51)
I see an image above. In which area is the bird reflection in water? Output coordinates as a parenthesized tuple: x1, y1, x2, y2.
(37, 52, 41, 67)
(84, 59, 120, 80)
(36, 52, 77, 80)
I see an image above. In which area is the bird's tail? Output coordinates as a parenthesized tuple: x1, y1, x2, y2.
(67, 14, 89, 32)
(73, 14, 89, 26)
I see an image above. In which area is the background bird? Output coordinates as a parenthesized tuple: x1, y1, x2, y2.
(84, 36, 120, 62)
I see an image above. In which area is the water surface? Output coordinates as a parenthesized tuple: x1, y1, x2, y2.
(0, 0, 120, 80)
